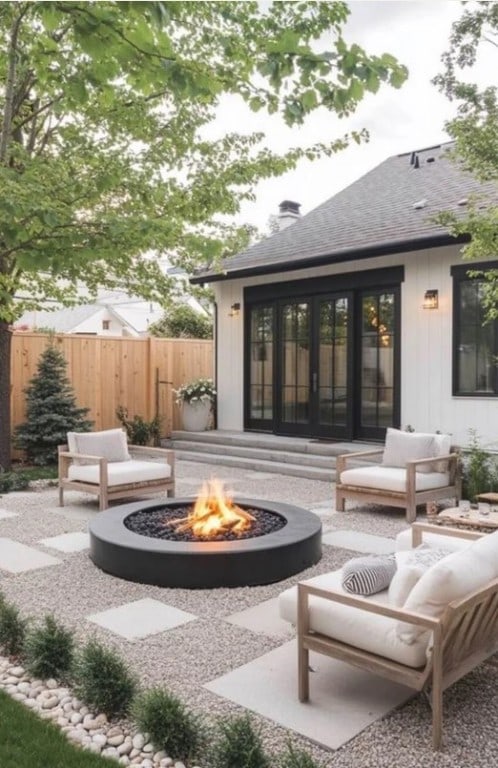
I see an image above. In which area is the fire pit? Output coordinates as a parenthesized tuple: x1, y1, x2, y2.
(89, 481, 322, 588)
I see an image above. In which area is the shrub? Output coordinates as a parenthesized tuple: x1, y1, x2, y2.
(73, 638, 137, 717)
(24, 615, 75, 680)
(116, 406, 161, 446)
(132, 687, 202, 762)
(210, 714, 269, 768)
(277, 742, 323, 768)
(149, 304, 213, 339)
(0, 470, 30, 493)
(0, 600, 28, 657)
(462, 429, 498, 502)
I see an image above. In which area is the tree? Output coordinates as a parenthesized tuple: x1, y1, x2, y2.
(149, 304, 212, 339)
(0, 2, 408, 468)
(434, 4, 498, 319)
(13, 344, 92, 465)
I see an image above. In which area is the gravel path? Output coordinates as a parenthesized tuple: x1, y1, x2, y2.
(0, 461, 496, 767)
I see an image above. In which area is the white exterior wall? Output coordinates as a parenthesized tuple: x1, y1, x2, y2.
(213, 245, 498, 448)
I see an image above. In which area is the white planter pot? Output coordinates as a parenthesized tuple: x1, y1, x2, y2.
(181, 400, 212, 432)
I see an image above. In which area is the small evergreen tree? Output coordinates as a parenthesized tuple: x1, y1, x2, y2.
(14, 344, 92, 466)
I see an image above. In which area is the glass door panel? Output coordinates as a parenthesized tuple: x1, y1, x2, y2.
(359, 291, 397, 437)
(248, 305, 274, 425)
(316, 296, 351, 437)
(280, 302, 310, 428)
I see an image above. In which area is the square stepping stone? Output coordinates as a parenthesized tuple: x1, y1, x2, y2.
(225, 597, 294, 639)
(0, 538, 61, 573)
(0, 510, 18, 520)
(86, 598, 197, 640)
(322, 529, 396, 554)
(39, 532, 90, 553)
(205, 640, 412, 751)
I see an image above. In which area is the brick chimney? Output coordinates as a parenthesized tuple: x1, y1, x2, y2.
(277, 200, 301, 230)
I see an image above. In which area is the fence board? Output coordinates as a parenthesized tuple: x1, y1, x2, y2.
(10, 333, 213, 452)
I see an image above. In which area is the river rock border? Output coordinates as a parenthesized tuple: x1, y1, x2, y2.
(0, 657, 202, 768)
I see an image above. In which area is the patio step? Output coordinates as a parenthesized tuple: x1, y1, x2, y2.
(167, 430, 375, 482)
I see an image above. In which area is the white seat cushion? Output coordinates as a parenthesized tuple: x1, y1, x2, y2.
(398, 530, 498, 644)
(68, 459, 171, 487)
(279, 570, 428, 668)
(339, 466, 450, 493)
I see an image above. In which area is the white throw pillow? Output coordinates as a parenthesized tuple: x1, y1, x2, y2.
(389, 547, 452, 607)
(382, 428, 437, 473)
(397, 531, 498, 644)
(68, 429, 130, 464)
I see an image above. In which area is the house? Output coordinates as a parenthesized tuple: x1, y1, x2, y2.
(191, 142, 498, 447)
(16, 276, 209, 337)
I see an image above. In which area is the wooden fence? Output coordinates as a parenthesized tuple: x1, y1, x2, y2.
(11, 333, 213, 442)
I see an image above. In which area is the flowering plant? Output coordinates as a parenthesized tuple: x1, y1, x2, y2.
(174, 377, 216, 405)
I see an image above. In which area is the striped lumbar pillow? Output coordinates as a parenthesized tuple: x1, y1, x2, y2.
(341, 554, 396, 596)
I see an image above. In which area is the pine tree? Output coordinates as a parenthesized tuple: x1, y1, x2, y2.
(14, 345, 92, 466)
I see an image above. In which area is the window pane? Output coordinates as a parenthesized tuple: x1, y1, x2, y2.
(456, 279, 497, 394)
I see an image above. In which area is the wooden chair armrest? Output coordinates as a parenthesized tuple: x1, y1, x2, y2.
(58, 451, 107, 463)
(406, 452, 459, 468)
(338, 449, 385, 461)
(298, 582, 439, 629)
(129, 445, 174, 459)
(336, 448, 384, 475)
(411, 522, 484, 547)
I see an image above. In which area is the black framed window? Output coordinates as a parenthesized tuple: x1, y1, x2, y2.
(453, 266, 498, 396)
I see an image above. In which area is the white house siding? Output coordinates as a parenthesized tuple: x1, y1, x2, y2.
(213, 244, 498, 448)
(72, 308, 131, 336)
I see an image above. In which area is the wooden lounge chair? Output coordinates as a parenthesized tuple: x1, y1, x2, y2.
(58, 428, 174, 510)
(280, 526, 498, 749)
(335, 429, 461, 522)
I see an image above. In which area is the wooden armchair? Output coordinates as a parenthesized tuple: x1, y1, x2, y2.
(58, 429, 174, 511)
(280, 526, 498, 750)
(335, 430, 461, 522)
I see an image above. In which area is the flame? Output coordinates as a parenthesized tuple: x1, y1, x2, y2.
(170, 479, 255, 537)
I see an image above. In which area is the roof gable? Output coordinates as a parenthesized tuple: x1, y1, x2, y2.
(193, 142, 498, 283)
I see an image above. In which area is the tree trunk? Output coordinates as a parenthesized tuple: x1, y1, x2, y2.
(0, 322, 12, 471)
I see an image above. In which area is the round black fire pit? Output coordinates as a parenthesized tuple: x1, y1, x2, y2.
(89, 497, 322, 589)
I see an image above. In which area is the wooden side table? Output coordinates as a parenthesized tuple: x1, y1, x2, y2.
(476, 492, 498, 506)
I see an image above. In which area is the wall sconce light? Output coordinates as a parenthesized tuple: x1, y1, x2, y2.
(229, 302, 241, 318)
(423, 289, 439, 309)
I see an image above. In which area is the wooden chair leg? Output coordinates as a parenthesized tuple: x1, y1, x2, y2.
(99, 490, 108, 511)
(298, 642, 309, 702)
(406, 501, 416, 523)
(335, 490, 346, 512)
(58, 484, 64, 507)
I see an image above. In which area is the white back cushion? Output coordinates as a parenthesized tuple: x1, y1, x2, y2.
(382, 429, 437, 470)
(397, 530, 498, 643)
(67, 429, 130, 464)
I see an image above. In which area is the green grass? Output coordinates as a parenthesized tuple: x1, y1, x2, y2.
(0, 689, 118, 768)
(12, 465, 58, 481)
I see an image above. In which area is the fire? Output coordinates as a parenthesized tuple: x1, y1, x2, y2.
(170, 479, 255, 537)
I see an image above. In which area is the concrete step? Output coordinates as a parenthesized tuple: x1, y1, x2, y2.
(175, 449, 335, 482)
(170, 430, 369, 457)
(171, 439, 334, 469)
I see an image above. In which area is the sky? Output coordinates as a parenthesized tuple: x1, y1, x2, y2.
(210, 0, 495, 233)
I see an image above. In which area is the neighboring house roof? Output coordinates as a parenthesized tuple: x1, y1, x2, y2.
(191, 141, 498, 284)
(16, 305, 104, 332)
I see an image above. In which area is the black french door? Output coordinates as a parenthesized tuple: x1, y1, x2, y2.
(245, 274, 400, 440)
(275, 294, 353, 438)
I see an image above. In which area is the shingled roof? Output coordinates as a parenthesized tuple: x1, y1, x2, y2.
(191, 141, 498, 284)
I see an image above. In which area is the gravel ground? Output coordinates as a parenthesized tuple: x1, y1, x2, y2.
(0, 460, 497, 768)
